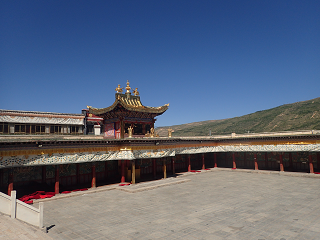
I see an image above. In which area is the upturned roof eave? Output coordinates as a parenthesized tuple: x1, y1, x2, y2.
(87, 99, 169, 116)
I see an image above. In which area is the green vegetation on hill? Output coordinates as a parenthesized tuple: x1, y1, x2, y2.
(156, 97, 320, 137)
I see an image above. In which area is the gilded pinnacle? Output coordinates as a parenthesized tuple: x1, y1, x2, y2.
(115, 84, 123, 93)
(126, 80, 131, 94)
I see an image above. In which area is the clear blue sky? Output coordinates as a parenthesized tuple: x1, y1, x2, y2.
(1, 1, 319, 127)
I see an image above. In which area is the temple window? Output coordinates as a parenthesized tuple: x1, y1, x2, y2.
(26, 125, 30, 134)
(14, 125, 19, 133)
(14, 124, 27, 133)
(4, 124, 8, 134)
(0, 123, 9, 134)
(87, 125, 94, 134)
(134, 124, 143, 134)
(31, 125, 36, 134)
(145, 124, 151, 133)
(15, 125, 20, 133)
(50, 125, 62, 134)
(124, 123, 131, 134)
(70, 126, 80, 134)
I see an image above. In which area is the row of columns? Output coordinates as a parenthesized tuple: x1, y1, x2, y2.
(120, 158, 176, 184)
(186, 153, 209, 172)
(5, 163, 98, 196)
(183, 152, 318, 174)
(230, 152, 316, 173)
(3, 152, 319, 195)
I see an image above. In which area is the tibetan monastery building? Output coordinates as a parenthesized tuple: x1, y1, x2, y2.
(86, 80, 169, 138)
(0, 81, 320, 200)
(0, 109, 84, 135)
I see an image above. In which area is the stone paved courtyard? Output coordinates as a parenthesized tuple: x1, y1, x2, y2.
(40, 170, 320, 239)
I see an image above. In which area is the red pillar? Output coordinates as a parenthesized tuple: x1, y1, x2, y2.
(153, 159, 157, 179)
(55, 165, 60, 194)
(289, 153, 293, 170)
(202, 153, 205, 170)
(232, 152, 236, 169)
(309, 154, 314, 174)
(172, 157, 175, 174)
(121, 160, 126, 183)
(254, 153, 258, 170)
(42, 166, 46, 184)
(163, 158, 167, 179)
(91, 162, 96, 188)
(214, 153, 217, 168)
(279, 153, 284, 172)
(188, 155, 191, 172)
(131, 160, 136, 184)
(8, 169, 13, 196)
(265, 153, 268, 169)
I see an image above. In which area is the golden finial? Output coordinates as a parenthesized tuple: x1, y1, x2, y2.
(132, 88, 139, 96)
(150, 128, 155, 137)
(115, 84, 123, 93)
(168, 128, 174, 138)
(128, 125, 133, 138)
(125, 80, 131, 94)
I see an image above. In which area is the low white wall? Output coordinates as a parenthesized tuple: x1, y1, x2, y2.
(16, 199, 43, 227)
(0, 191, 11, 215)
(0, 191, 43, 228)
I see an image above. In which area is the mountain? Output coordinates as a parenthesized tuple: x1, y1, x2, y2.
(156, 97, 320, 137)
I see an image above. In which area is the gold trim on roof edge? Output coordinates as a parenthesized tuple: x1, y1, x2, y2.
(87, 96, 169, 115)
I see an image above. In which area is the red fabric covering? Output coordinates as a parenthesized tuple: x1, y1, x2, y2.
(19, 196, 30, 201)
(205, 169, 210, 170)
(45, 192, 55, 196)
(19, 191, 56, 204)
(29, 194, 41, 199)
(40, 195, 54, 199)
(34, 191, 45, 194)
(61, 191, 71, 194)
(72, 188, 88, 191)
(119, 183, 130, 186)
(314, 172, 320, 174)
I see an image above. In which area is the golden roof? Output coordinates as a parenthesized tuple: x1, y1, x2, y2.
(87, 81, 169, 115)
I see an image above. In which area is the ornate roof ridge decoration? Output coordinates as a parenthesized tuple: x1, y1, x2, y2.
(87, 80, 169, 115)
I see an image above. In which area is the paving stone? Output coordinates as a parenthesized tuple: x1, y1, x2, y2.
(3, 169, 320, 239)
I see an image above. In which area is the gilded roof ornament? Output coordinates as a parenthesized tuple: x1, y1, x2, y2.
(88, 80, 169, 115)
(125, 80, 131, 94)
(115, 84, 123, 93)
(132, 88, 140, 96)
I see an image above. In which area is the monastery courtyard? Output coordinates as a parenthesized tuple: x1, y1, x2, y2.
(15, 169, 319, 240)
